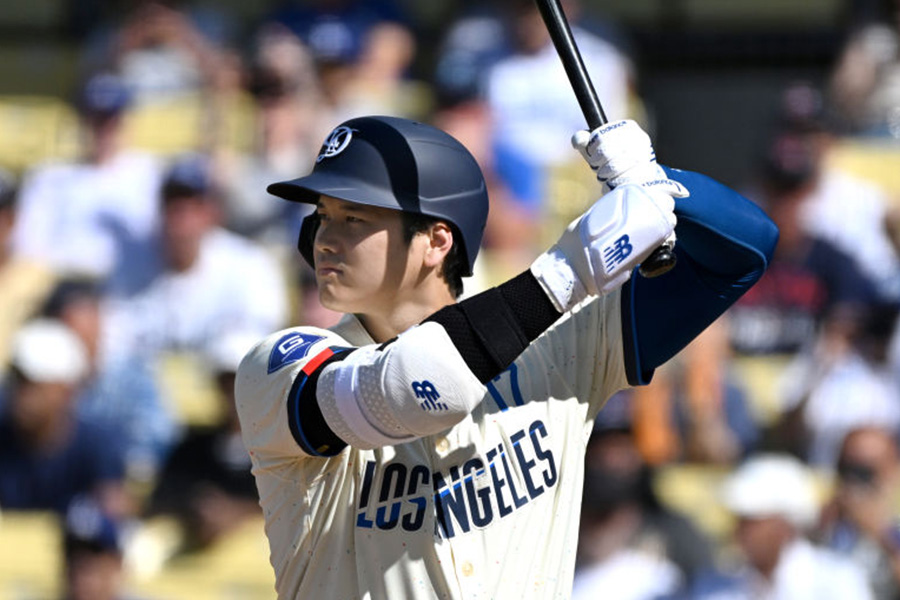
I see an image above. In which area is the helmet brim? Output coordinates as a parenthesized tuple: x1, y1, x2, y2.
(267, 171, 420, 213)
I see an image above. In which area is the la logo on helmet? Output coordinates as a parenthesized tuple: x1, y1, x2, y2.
(317, 126, 355, 162)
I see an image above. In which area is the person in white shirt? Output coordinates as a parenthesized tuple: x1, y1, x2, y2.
(11, 72, 162, 280)
(103, 153, 288, 362)
(693, 453, 874, 600)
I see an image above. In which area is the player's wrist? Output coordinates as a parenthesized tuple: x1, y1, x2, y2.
(530, 244, 590, 313)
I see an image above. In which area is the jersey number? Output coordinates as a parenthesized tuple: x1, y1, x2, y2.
(485, 363, 523, 411)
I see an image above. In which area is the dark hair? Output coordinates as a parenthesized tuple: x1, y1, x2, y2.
(401, 212, 465, 298)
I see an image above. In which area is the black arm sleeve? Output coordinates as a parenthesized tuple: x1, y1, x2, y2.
(425, 270, 562, 383)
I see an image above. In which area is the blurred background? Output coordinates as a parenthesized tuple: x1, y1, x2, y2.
(2, 0, 900, 599)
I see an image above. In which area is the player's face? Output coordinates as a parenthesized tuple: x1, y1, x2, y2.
(313, 196, 425, 315)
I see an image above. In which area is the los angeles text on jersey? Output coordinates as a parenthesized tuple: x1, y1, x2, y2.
(356, 420, 557, 539)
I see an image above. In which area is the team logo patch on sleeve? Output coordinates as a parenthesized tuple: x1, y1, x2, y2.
(267, 333, 325, 373)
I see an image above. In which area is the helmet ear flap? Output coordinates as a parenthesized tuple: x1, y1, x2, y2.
(297, 212, 319, 269)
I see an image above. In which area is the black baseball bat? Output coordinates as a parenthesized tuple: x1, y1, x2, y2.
(534, 0, 676, 278)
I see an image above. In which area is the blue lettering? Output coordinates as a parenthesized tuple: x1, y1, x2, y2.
(403, 466, 430, 532)
(402, 497, 427, 531)
(487, 445, 513, 518)
(376, 501, 402, 530)
(511, 430, 543, 499)
(434, 468, 470, 538)
(530, 421, 557, 488)
(359, 461, 376, 508)
(379, 463, 407, 502)
(357, 511, 374, 528)
(356, 422, 559, 538)
(501, 445, 528, 509)
(407, 465, 430, 495)
(463, 458, 492, 528)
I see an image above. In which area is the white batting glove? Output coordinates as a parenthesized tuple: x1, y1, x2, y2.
(531, 184, 677, 312)
(571, 119, 689, 199)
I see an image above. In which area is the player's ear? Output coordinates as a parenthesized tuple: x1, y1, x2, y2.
(422, 222, 453, 269)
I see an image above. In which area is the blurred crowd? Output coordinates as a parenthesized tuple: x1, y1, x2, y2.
(3, 0, 900, 598)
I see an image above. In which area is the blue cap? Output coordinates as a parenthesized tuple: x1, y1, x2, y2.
(162, 153, 213, 198)
(305, 15, 366, 63)
(79, 72, 131, 116)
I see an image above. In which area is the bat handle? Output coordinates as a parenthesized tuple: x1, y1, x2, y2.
(639, 244, 677, 278)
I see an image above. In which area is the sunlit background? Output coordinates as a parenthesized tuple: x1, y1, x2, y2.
(1, 1, 899, 599)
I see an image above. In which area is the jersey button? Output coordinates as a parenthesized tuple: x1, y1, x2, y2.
(461, 561, 474, 577)
(436, 437, 449, 453)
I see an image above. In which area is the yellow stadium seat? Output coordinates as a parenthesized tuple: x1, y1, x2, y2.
(0, 511, 63, 599)
(827, 138, 900, 201)
(123, 92, 258, 156)
(0, 95, 80, 172)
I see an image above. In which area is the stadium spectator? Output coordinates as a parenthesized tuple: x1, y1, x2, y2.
(627, 320, 760, 467)
(102, 152, 288, 360)
(692, 453, 874, 599)
(430, 6, 538, 283)
(144, 331, 260, 551)
(218, 25, 323, 247)
(484, 0, 633, 235)
(829, 0, 900, 137)
(10, 72, 163, 281)
(42, 277, 179, 489)
(815, 426, 900, 600)
(573, 422, 715, 599)
(61, 497, 130, 600)
(265, 0, 415, 128)
(0, 320, 128, 518)
(100, 1, 233, 105)
(775, 303, 900, 468)
(0, 169, 55, 373)
(777, 81, 900, 302)
(727, 121, 884, 436)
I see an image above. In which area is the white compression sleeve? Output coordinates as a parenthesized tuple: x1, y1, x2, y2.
(315, 322, 487, 449)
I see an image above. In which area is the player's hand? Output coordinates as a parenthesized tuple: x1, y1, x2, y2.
(531, 184, 677, 312)
(572, 120, 689, 199)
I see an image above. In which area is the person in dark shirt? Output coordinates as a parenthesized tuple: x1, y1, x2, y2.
(144, 332, 259, 550)
(0, 319, 127, 517)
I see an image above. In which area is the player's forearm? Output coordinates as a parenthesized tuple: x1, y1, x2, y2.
(425, 270, 562, 383)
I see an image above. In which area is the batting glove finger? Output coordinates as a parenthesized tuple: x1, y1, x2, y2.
(572, 120, 689, 199)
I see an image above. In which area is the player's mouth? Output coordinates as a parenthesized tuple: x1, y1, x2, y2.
(316, 262, 343, 277)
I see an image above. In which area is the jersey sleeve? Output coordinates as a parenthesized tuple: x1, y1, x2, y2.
(234, 326, 352, 461)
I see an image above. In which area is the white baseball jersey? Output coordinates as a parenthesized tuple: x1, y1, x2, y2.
(235, 290, 629, 600)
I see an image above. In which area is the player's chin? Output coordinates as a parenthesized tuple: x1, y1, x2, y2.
(317, 282, 354, 313)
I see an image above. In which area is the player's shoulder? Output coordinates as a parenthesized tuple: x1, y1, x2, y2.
(237, 325, 352, 380)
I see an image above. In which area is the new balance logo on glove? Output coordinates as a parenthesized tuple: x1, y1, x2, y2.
(603, 235, 633, 272)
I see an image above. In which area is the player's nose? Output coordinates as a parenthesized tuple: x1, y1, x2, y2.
(314, 219, 342, 255)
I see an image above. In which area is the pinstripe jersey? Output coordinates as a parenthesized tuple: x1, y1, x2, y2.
(235, 289, 628, 600)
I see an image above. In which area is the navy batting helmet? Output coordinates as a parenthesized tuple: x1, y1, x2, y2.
(267, 115, 489, 276)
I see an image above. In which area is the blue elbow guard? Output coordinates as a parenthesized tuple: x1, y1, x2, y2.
(622, 167, 779, 385)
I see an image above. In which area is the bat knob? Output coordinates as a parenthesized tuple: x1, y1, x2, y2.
(638, 244, 677, 278)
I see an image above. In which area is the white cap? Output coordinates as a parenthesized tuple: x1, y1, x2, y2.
(10, 319, 89, 384)
(720, 453, 818, 529)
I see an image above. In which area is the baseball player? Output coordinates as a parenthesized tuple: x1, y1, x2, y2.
(235, 115, 778, 599)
